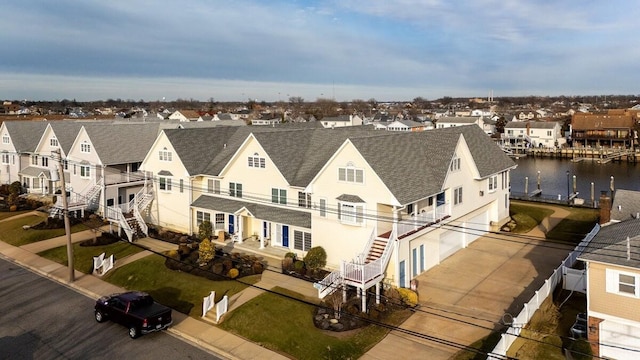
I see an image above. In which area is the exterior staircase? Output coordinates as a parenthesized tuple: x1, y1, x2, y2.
(315, 228, 394, 299)
(106, 184, 152, 242)
(49, 177, 104, 217)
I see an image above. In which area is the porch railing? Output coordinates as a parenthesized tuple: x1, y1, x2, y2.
(104, 170, 150, 185)
(397, 204, 448, 237)
(106, 206, 133, 242)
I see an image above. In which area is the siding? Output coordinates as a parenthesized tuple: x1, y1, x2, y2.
(589, 262, 640, 322)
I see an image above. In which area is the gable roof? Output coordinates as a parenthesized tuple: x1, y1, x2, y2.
(571, 114, 634, 130)
(611, 189, 640, 222)
(81, 123, 162, 165)
(579, 219, 640, 269)
(47, 121, 86, 154)
(437, 116, 479, 124)
(2, 120, 49, 152)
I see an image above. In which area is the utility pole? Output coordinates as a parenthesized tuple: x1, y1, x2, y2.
(53, 149, 74, 282)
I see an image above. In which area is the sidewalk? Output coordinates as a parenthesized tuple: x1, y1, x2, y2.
(0, 214, 298, 360)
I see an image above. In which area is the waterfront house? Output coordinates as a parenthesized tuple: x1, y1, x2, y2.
(503, 121, 564, 148)
(140, 124, 515, 306)
(571, 113, 634, 148)
(578, 219, 640, 359)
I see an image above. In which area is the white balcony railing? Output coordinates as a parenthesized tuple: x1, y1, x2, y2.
(104, 170, 150, 185)
(396, 204, 448, 237)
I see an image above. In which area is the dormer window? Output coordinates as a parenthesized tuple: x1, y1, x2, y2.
(80, 141, 91, 153)
(248, 153, 265, 168)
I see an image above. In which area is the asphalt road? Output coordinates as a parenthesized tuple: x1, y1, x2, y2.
(0, 257, 219, 360)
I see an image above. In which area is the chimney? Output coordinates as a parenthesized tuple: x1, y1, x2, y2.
(599, 191, 611, 225)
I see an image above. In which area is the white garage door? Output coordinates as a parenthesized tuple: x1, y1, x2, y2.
(466, 212, 489, 246)
(439, 230, 462, 261)
(600, 320, 640, 360)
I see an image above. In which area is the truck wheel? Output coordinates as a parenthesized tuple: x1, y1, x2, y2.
(128, 326, 139, 339)
(95, 311, 105, 323)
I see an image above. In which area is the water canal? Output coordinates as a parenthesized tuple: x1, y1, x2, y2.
(509, 157, 640, 203)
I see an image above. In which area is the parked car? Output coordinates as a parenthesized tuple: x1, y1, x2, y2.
(570, 312, 588, 338)
(94, 291, 172, 338)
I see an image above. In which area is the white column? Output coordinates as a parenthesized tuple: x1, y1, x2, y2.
(375, 282, 381, 305)
(361, 288, 367, 313)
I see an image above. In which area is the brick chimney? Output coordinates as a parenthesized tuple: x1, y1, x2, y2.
(599, 191, 611, 225)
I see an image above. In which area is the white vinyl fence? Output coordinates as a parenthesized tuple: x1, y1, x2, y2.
(489, 224, 600, 359)
(202, 291, 229, 323)
(93, 252, 114, 276)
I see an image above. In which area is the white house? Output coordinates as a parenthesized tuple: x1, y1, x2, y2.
(436, 116, 486, 132)
(140, 124, 515, 306)
(320, 115, 363, 128)
(503, 121, 565, 148)
(0, 121, 48, 186)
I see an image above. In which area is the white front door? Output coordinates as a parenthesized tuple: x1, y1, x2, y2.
(274, 224, 282, 246)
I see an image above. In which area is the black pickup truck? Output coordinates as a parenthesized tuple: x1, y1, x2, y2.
(94, 291, 173, 338)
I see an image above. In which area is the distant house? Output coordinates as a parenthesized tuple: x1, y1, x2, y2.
(386, 119, 428, 132)
(169, 110, 201, 122)
(320, 115, 363, 128)
(251, 117, 281, 126)
(503, 121, 565, 148)
(436, 116, 486, 133)
(578, 217, 640, 359)
(571, 113, 634, 148)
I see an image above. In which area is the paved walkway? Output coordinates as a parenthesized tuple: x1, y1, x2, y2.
(361, 203, 576, 360)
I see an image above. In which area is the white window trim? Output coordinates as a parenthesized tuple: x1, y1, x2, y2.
(50, 137, 59, 147)
(1, 153, 9, 165)
(80, 165, 91, 179)
(159, 148, 172, 162)
(454, 186, 463, 205)
(339, 202, 365, 226)
(488, 175, 498, 192)
(318, 198, 327, 217)
(248, 153, 266, 168)
(293, 230, 312, 251)
(159, 176, 172, 191)
(80, 142, 91, 153)
(450, 155, 461, 172)
(606, 268, 640, 298)
(271, 188, 287, 205)
(2, 134, 9, 144)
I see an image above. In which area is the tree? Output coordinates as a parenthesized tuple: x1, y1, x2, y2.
(495, 116, 507, 134)
(303, 246, 327, 270)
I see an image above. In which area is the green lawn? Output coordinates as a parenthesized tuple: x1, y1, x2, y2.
(220, 286, 412, 360)
(509, 202, 554, 233)
(0, 210, 32, 221)
(0, 215, 89, 246)
(546, 207, 599, 243)
(103, 254, 259, 317)
(38, 240, 145, 274)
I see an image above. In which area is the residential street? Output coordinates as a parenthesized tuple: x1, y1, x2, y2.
(0, 256, 220, 360)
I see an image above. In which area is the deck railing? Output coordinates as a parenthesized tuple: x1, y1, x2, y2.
(342, 227, 395, 287)
(397, 204, 448, 236)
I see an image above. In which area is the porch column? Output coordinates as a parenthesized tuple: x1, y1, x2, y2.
(342, 284, 347, 303)
(361, 288, 367, 313)
(259, 234, 265, 249)
(236, 216, 243, 243)
(375, 282, 381, 305)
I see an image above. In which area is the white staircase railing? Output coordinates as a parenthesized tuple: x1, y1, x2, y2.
(133, 206, 147, 237)
(354, 229, 377, 264)
(342, 227, 395, 288)
(106, 206, 133, 242)
(315, 269, 343, 299)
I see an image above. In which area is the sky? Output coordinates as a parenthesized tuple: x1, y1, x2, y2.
(1, 0, 639, 102)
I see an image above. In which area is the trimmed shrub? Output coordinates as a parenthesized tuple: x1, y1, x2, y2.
(303, 246, 327, 270)
(284, 252, 297, 260)
(282, 257, 294, 272)
(293, 260, 306, 275)
(398, 288, 418, 307)
(198, 238, 215, 265)
(198, 220, 213, 240)
(227, 268, 239, 279)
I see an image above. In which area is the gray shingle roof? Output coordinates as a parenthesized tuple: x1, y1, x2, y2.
(19, 166, 51, 178)
(191, 195, 311, 228)
(82, 123, 162, 165)
(3, 121, 49, 152)
(336, 194, 365, 202)
(578, 219, 640, 269)
(611, 189, 640, 222)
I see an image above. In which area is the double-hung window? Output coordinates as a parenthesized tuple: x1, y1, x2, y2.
(293, 230, 312, 251)
(50, 138, 58, 147)
(298, 192, 311, 208)
(488, 176, 498, 192)
(319, 198, 327, 217)
(454, 187, 463, 205)
(80, 165, 91, 178)
(450, 154, 461, 172)
(272, 188, 287, 204)
(606, 269, 640, 297)
(2, 134, 9, 144)
(214, 213, 225, 230)
(338, 164, 364, 184)
(80, 142, 91, 153)
(230, 182, 242, 198)
(248, 153, 266, 168)
(1, 153, 9, 164)
(31, 155, 38, 165)
(338, 202, 364, 225)
(196, 211, 210, 226)
(159, 176, 172, 191)
(159, 148, 172, 161)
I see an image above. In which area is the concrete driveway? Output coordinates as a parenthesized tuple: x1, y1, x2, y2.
(362, 232, 574, 360)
